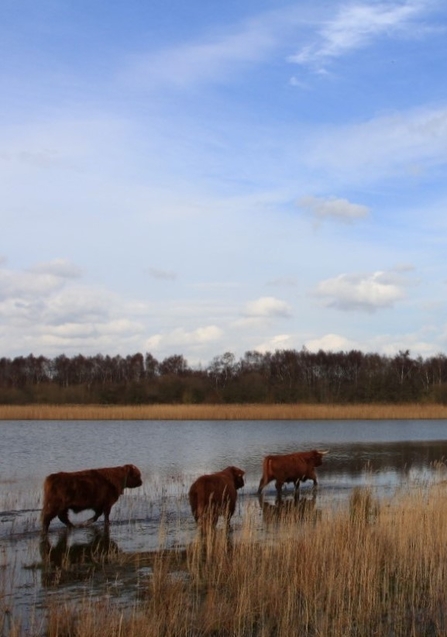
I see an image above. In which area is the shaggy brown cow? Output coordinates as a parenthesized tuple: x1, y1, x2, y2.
(41, 464, 143, 532)
(257, 450, 328, 499)
(189, 466, 245, 530)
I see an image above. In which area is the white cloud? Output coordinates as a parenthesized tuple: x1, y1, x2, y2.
(0, 261, 149, 356)
(120, 6, 310, 90)
(289, 76, 308, 89)
(243, 296, 292, 318)
(288, 1, 427, 70)
(43, 286, 117, 325)
(146, 325, 223, 352)
(314, 269, 414, 312)
(305, 105, 447, 185)
(255, 334, 294, 353)
(29, 258, 82, 279)
(305, 333, 356, 352)
(123, 21, 273, 89)
(298, 195, 369, 223)
(43, 319, 143, 340)
(0, 269, 64, 302)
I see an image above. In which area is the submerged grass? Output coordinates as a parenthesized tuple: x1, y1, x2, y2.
(13, 483, 447, 636)
(2, 402, 447, 420)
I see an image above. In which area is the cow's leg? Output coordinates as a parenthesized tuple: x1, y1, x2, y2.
(57, 509, 73, 528)
(293, 479, 301, 500)
(91, 508, 104, 522)
(41, 509, 57, 534)
(308, 469, 318, 488)
(102, 505, 112, 527)
(275, 480, 283, 501)
(257, 476, 270, 495)
(224, 501, 235, 531)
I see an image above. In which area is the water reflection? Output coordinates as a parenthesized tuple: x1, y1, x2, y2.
(39, 527, 197, 590)
(39, 528, 121, 587)
(258, 493, 320, 526)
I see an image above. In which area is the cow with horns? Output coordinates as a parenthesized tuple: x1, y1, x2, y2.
(257, 449, 329, 500)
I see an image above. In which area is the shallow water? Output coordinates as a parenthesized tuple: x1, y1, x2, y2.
(1, 418, 447, 634)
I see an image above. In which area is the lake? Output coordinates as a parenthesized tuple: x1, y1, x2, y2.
(1, 418, 447, 634)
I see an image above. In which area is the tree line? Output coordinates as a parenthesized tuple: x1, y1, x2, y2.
(1, 348, 447, 405)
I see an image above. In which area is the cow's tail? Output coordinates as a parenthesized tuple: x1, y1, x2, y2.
(257, 457, 272, 494)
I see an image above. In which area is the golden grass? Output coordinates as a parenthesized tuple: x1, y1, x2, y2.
(1, 402, 447, 420)
(40, 485, 447, 637)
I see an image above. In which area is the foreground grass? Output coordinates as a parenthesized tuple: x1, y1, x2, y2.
(1, 402, 447, 420)
(37, 484, 447, 637)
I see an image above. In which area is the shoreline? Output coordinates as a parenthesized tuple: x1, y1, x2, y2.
(1, 402, 447, 420)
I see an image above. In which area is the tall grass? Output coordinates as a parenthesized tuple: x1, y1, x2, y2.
(2, 402, 447, 420)
(40, 485, 447, 637)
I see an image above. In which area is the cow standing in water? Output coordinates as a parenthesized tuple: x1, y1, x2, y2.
(257, 450, 328, 500)
(189, 466, 245, 531)
(41, 464, 143, 533)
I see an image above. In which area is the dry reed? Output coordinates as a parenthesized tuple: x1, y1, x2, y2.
(41, 484, 447, 637)
(2, 402, 447, 421)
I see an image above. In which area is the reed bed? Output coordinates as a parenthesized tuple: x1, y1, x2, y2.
(28, 484, 447, 636)
(2, 402, 447, 421)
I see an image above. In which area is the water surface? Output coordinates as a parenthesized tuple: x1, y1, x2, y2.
(1, 418, 447, 633)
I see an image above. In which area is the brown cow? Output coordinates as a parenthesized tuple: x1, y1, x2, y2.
(188, 466, 245, 530)
(257, 450, 328, 499)
(41, 464, 143, 533)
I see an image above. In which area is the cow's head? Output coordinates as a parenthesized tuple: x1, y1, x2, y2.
(124, 464, 143, 488)
(228, 466, 245, 490)
(313, 450, 329, 466)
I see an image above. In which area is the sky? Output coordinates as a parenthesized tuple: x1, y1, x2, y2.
(1, 0, 447, 366)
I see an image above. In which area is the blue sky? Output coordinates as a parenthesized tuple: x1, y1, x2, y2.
(1, 0, 447, 365)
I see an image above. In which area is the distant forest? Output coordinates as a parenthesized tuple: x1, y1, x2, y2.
(2, 348, 447, 405)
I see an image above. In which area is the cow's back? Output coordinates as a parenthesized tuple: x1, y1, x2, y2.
(189, 474, 232, 513)
(189, 470, 240, 526)
(43, 470, 115, 510)
(270, 454, 308, 480)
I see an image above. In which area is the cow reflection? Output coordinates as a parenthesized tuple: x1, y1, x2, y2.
(39, 524, 237, 592)
(40, 527, 120, 586)
(259, 493, 320, 526)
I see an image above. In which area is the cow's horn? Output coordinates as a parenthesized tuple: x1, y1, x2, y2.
(318, 449, 330, 455)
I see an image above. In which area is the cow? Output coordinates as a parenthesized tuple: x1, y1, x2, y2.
(41, 464, 143, 533)
(188, 466, 245, 531)
(257, 450, 328, 500)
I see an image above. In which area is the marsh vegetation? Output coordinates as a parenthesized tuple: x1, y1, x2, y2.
(3, 483, 447, 636)
(3, 402, 447, 420)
